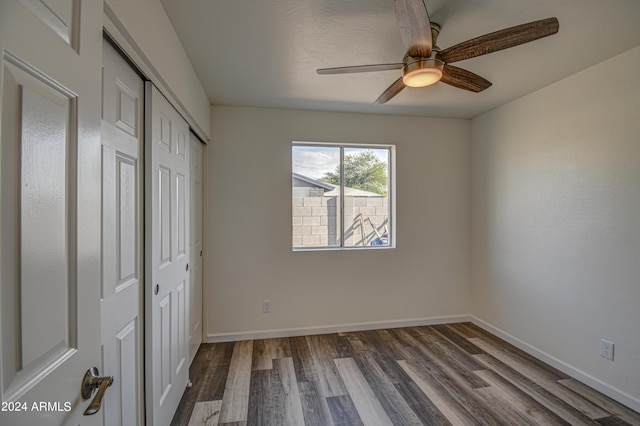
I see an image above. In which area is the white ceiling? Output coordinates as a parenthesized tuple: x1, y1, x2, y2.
(160, 0, 640, 118)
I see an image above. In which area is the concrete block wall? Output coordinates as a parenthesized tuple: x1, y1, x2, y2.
(292, 196, 389, 247)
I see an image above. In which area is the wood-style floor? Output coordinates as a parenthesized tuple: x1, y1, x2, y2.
(171, 322, 640, 425)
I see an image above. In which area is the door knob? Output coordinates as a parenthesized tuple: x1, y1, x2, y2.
(81, 367, 113, 415)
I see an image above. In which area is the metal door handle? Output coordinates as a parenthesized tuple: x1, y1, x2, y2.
(81, 367, 113, 415)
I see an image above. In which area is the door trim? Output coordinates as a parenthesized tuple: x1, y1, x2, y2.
(102, 4, 209, 143)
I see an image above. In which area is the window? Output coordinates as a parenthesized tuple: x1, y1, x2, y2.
(292, 142, 395, 250)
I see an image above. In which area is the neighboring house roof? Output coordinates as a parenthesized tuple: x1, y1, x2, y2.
(292, 172, 334, 191)
(292, 173, 383, 197)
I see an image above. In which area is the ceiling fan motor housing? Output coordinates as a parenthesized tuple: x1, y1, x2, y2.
(401, 22, 444, 88)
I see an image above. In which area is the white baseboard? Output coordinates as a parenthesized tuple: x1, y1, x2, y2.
(470, 316, 640, 413)
(205, 314, 472, 343)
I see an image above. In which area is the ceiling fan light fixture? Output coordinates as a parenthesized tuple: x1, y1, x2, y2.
(402, 58, 444, 87)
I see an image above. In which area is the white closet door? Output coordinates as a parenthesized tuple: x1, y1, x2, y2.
(101, 38, 144, 426)
(0, 1, 103, 425)
(145, 83, 190, 426)
(189, 131, 203, 365)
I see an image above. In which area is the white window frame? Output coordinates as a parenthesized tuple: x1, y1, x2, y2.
(292, 141, 396, 251)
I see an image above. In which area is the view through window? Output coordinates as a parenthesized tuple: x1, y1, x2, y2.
(292, 143, 394, 250)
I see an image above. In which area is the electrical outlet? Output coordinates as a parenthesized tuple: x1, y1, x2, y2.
(600, 339, 614, 361)
(262, 299, 271, 314)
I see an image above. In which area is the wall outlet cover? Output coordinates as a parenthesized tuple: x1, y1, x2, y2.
(600, 339, 614, 361)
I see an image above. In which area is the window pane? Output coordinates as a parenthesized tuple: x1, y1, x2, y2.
(292, 146, 341, 248)
(292, 143, 393, 250)
(342, 148, 390, 247)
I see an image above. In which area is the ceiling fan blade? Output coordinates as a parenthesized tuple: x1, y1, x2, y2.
(441, 64, 492, 92)
(439, 17, 559, 64)
(395, 0, 432, 58)
(374, 77, 406, 104)
(317, 63, 403, 75)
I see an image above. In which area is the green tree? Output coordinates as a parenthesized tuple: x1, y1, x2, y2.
(322, 150, 388, 195)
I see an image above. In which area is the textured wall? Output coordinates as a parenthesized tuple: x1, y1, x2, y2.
(204, 106, 470, 336)
(471, 46, 640, 408)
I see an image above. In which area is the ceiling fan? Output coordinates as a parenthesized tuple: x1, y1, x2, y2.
(316, 0, 559, 104)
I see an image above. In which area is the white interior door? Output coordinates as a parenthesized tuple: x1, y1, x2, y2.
(189, 131, 203, 365)
(101, 38, 145, 426)
(145, 83, 190, 426)
(0, 1, 104, 425)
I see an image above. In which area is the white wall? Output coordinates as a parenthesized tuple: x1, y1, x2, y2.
(471, 45, 640, 409)
(204, 106, 471, 338)
(104, 0, 211, 141)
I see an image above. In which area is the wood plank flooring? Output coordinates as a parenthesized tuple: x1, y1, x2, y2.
(171, 322, 640, 426)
